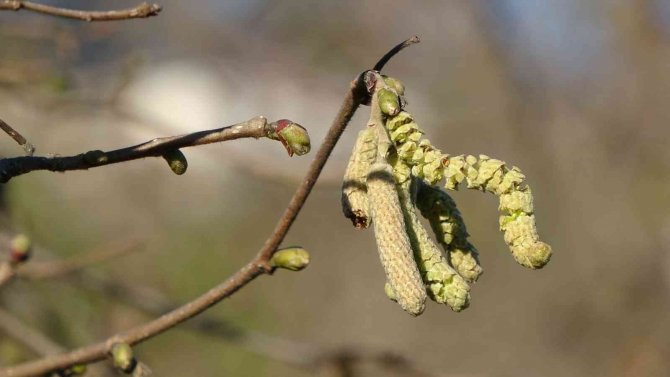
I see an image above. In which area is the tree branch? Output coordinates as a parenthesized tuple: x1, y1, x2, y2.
(0, 238, 142, 290)
(0, 116, 299, 183)
(0, 308, 117, 377)
(0, 36, 421, 377)
(0, 119, 34, 156)
(0, 1, 161, 21)
(11, 240, 439, 377)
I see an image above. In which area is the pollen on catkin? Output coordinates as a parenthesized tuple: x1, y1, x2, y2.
(392, 157, 470, 311)
(367, 161, 427, 316)
(342, 127, 378, 229)
(415, 181, 483, 282)
(385, 111, 552, 269)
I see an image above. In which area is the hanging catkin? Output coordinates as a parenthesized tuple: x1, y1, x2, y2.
(416, 181, 483, 282)
(392, 156, 470, 311)
(342, 127, 377, 229)
(386, 111, 551, 269)
(367, 161, 427, 316)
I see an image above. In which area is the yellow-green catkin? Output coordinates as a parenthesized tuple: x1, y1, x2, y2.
(342, 127, 378, 229)
(498, 187, 552, 269)
(386, 111, 552, 269)
(415, 181, 483, 282)
(391, 156, 470, 311)
(367, 161, 426, 316)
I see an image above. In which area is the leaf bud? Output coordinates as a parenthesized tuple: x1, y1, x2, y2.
(270, 247, 310, 271)
(161, 149, 188, 175)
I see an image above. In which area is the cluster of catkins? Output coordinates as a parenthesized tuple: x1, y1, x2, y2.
(342, 71, 552, 316)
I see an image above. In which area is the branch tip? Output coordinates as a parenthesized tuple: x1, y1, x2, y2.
(373, 35, 421, 72)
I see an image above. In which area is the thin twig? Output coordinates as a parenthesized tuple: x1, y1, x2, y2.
(0, 308, 116, 377)
(0, 1, 161, 21)
(0, 36, 421, 377)
(20, 248, 438, 376)
(0, 238, 143, 290)
(0, 119, 34, 156)
(373, 35, 421, 72)
(0, 116, 293, 183)
(0, 308, 65, 356)
(0, 262, 15, 288)
(17, 239, 143, 280)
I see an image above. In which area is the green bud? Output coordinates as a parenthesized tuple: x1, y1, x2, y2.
(382, 75, 405, 96)
(70, 364, 87, 375)
(378, 88, 400, 116)
(273, 119, 311, 157)
(270, 247, 310, 271)
(83, 150, 108, 165)
(161, 149, 188, 175)
(111, 342, 136, 373)
(9, 234, 31, 264)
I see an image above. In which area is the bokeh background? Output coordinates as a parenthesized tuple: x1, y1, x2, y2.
(1, 1, 670, 376)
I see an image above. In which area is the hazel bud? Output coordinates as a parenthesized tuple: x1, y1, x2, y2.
(161, 149, 188, 175)
(273, 119, 311, 157)
(70, 364, 87, 375)
(378, 88, 401, 116)
(111, 342, 136, 373)
(83, 150, 108, 165)
(9, 234, 31, 264)
(270, 247, 310, 271)
(382, 75, 405, 96)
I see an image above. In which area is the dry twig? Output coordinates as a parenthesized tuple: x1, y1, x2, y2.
(0, 1, 161, 21)
(0, 36, 421, 377)
(0, 119, 34, 156)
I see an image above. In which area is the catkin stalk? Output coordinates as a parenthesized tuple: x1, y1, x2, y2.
(368, 161, 426, 316)
(341, 127, 377, 229)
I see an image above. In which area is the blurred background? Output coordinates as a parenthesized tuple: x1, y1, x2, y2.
(1, 1, 669, 376)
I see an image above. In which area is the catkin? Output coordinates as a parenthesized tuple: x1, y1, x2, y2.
(498, 187, 552, 269)
(415, 181, 483, 282)
(386, 111, 552, 269)
(342, 128, 378, 229)
(368, 161, 427, 316)
(392, 157, 470, 311)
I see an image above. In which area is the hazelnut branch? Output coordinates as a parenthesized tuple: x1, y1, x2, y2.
(0, 116, 308, 183)
(0, 1, 161, 21)
(0, 36, 421, 377)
